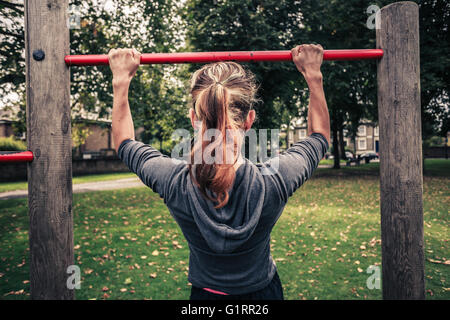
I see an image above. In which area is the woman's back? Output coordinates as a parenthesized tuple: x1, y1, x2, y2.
(118, 132, 328, 295)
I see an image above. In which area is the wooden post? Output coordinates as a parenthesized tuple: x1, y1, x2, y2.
(377, 2, 424, 299)
(25, 0, 74, 299)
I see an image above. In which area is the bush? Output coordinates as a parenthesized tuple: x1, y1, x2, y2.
(0, 136, 27, 151)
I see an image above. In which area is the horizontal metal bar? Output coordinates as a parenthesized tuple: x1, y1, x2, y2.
(0, 151, 34, 163)
(65, 49, 383, 66)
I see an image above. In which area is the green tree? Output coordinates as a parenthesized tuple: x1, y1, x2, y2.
(72, 122, 92, 157)
(184, 0, 309, 130)
(0, 0, 25, 132)
(416, 0, 450, 139)
(0, 0, 189, 150)
(184, 0, 379, 168)
(184, 0, 449, 168)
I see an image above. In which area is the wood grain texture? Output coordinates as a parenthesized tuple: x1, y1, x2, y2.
(25, 0, 74, 299)
(377, 1, 424, 299)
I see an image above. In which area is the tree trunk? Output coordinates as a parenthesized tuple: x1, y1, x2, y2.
(331, 120, 340, 169)
(339, 126, 347, 160)
(285, 125, 289, 150)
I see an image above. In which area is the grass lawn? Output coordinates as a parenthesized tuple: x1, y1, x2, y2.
(318, 159, 346, 166)
(0, 163, 448, 300)
(0, 172, 136, 193)
(316, 158, 450, 178)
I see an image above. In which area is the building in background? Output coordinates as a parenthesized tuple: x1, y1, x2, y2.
(284, 117, 380, 156)
(348, 120, 380, 155)
(0, 107, 152, 159)
(0, 108, 23, 140)
(72, 119, 115, 158)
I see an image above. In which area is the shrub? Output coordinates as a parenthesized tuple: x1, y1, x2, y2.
(0, 136, 27, 151)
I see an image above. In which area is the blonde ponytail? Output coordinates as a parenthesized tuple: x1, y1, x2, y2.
(189, 62, 258, 208)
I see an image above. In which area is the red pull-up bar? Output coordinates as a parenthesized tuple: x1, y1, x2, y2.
(0, 151, 34, 163)
(65, 49, 383, 66)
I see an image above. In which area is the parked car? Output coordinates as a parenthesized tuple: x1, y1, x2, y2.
(359, 152, 379, 163)
(345, 151, 354, 159)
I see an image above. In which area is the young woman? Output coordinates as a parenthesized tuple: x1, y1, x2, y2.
(108, 44, 330, 300)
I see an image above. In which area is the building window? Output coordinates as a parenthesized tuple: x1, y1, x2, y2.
(358, 138, 367, 150)
(358, 125, 366, 136)
(299, 129, 307, 139)
(374, 126, 379, 136)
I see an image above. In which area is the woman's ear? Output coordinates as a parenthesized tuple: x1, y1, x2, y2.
(244, 110, 256, 131)
(189, 108, 198, 130)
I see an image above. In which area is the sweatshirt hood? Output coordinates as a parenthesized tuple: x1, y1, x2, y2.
(186, 159, 265, 254)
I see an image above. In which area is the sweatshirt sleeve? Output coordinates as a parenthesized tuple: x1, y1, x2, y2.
(117, 139, 181, 199)
(261, 133, 328, 202)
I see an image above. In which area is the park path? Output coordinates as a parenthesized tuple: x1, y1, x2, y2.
(0, 177, 145, 200)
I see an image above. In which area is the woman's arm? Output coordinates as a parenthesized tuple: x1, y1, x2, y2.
(108, 48, 141, 153)
(291, 44, 330, 145)
(259, 44, 330, 201)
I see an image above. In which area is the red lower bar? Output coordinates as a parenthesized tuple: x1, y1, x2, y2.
(0, 151, 34, 163)
(65, 49, 383, 66)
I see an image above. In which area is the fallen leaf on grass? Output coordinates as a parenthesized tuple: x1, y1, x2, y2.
(427, 258, 449, 265)
(172, 241, 183, 249)
(84, 268, 94, 275)
(4, 289, 25, 296)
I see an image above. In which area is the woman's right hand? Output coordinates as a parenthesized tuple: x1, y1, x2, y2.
(291, 44, 324, 81)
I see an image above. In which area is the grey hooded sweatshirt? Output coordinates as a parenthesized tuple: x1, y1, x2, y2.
(118, 132, 328, 295)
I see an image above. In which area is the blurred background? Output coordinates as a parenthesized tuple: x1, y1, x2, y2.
(0, 0, 448, 166)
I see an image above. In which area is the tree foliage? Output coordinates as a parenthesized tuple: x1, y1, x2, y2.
(0, 0, 190, 149)
(184, 0, 379, 167)
(184, 0, 449, 167)
(0, 0, 448, 159)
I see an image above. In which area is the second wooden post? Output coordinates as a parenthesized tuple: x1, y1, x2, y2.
(377, 1, 425, 299)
